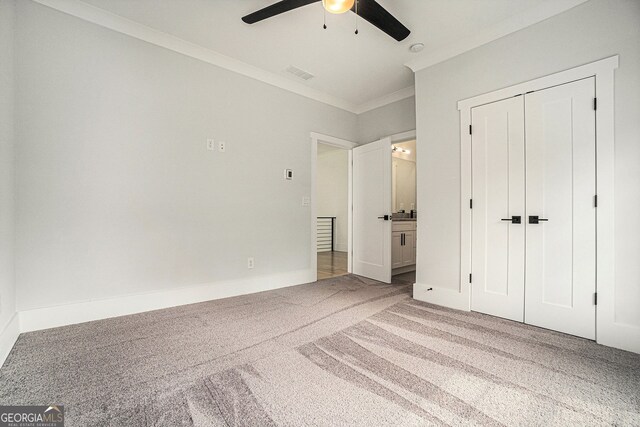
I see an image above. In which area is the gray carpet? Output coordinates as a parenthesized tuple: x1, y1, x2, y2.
(1, 274, 639, 426)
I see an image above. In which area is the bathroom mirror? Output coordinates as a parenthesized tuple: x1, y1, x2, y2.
(391, 140, 417, 214)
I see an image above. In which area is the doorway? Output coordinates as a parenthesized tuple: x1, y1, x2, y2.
(316, 143, 350, 280)
(310, 133, 357, 281)
(391, 139, 417, 281)
(351, 131, 417, 284)
(311, 131, 417, 284)
(449, 56, 630, 351)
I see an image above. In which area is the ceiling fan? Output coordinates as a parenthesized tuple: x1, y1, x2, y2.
(242, 0, 410, 42)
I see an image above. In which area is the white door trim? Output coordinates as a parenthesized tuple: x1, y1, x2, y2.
(310, 132, 358, 280)
(456, 55, 633, 352)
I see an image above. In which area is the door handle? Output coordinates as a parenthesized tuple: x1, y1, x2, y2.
(528, 215, 549, 224)
(501, 216, 522, 224)
(378, 215, 390, 220)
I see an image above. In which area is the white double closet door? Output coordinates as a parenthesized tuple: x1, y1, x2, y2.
(471, 77, 596, 339)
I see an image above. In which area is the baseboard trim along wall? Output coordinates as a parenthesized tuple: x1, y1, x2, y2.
(334, 243, 348, 253)
(19, 269, 315, 333)
(0, 313, 20, 367)
(413, 283, 471, 312)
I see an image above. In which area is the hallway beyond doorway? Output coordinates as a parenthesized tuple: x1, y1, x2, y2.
(317, 251, 348, 280)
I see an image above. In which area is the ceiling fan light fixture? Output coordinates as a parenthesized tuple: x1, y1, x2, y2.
(322, 0, 355, 14)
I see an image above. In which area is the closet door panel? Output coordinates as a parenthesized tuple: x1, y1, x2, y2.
(525, 77, 596, 339)
(471, 97, 525, 322)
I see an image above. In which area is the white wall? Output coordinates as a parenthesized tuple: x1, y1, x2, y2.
(14, 1, 358, 314)
(0, 0, 18, 363)
(414, 0, 640, 339)
(317, 146, 349, 252)
(357, 96, 416, 143)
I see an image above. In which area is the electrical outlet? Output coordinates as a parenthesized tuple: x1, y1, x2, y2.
(217, 141, 226, 152)
(247, 257, 254, 269)
(302, 196, 310, 207)
(207, 139, 215, 151)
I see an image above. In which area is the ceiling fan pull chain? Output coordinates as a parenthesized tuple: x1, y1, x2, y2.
(354, 0, 359, 34)
(323, 6, 327, 29)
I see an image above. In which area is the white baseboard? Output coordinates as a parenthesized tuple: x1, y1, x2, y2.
(19, 269, 314, 333)
(334, 243, 348, 253)
(413, 283, 470, 312)
(392, 265, 416, 275)
(597, 322, 640, 355)
(0, 313, 20, 367)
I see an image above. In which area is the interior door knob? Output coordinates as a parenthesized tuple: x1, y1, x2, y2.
(377, 215, 390, 220)
(528, 215, 549, 224)
(501, 215, 522, 224)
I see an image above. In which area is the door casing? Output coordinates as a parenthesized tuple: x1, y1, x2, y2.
(311, 130, 417, 283)
(453, 56, 634, 351)
(310, 132, 357, 281)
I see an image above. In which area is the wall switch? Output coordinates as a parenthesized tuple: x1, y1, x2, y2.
(247, 257, 254, 269)
(217, 141, 226, 152)
(207, 139, 215, 151)
(302, 196, 310, 207)
(284, 169, 293, 180)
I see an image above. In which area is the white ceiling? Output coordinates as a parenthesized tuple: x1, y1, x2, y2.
(72, 0, 587, 112)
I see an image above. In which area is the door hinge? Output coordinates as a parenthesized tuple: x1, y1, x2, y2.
(469, 125, 472, 135)
(469, 273, 472, 283)
(594, 292, 598, 305)
(470, 199, 473, 209)
(594, 195, 598, 208)
(593, 97, 598, 111)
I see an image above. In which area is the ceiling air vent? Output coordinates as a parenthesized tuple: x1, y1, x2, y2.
(285, 65, 314, 81)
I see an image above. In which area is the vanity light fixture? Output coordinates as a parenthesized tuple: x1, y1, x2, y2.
(392, 145, 411, 154)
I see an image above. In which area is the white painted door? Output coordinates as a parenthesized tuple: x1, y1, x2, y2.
(471, 97, 526, 322)
(353, 137, 392, 283)
(525, 77, 596, 339)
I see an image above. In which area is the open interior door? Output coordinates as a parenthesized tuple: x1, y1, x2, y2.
(352, 137, 392, 283)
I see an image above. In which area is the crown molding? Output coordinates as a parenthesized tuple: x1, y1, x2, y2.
(405, 0, 590, 72)
(353, 85, 415, 114)
(30, 0, 583, 115)
(32, 0, 361, 113)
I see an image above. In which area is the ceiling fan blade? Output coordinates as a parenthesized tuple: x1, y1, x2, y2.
(242, 0, 320, 24)
(353, 0, 410, 41)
